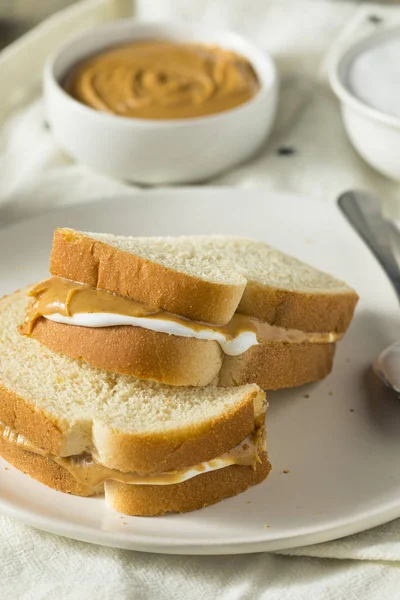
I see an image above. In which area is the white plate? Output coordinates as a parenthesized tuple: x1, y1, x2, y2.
(0, 188, 399, 555)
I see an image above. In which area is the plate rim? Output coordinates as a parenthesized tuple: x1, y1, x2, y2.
(1, 471, 400, 554)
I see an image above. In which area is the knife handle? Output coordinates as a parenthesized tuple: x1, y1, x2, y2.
(338, 191, 400, 303)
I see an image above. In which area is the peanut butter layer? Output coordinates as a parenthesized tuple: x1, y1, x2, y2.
(22, 277, 343, 345)
(65, 41, 260, 120)
(1, 421, 261, 488)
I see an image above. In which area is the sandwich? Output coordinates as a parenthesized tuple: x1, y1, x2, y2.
(0, 290, 270, 516)
(21, 229, 358, 389)
(0, 229, 357, 516)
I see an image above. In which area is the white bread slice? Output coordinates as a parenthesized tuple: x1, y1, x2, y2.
(27, 317, 336, 389)
(50, 229, 358, 330)
(0, 289, 266, 475)
(50, 230, 246, 326)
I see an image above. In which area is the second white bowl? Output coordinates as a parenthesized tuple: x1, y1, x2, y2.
(330, 27, 400, 182)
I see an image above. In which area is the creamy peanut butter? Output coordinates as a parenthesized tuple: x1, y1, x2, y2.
(0, 421, 260, 488)
(24, 278, 343, 349)
(65, 41, 260, 119)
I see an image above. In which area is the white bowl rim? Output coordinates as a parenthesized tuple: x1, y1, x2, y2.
(330, 25, 400, 131)
(44, 18, 278, 128)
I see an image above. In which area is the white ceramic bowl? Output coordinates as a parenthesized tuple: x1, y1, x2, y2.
(44, 20, 278, 185)
(330, 27, 400, 182)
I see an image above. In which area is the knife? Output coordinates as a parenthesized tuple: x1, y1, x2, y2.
(338, 190, 400, 303)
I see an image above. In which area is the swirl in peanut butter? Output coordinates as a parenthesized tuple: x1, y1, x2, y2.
(65, 41, 260, 119)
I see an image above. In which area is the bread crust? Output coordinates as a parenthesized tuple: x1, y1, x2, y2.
(90, 394, 262, 474)
(25, 317, 223, 387)
(28, 318, 335, 389)
(50, 229, 245, 326)
(0, 385, 67, 455)
(219, 341, 335, 389)
(238, 284, 358, 334)
(0, 434, 271, 515)
(0, 431, 99, 497)
(50, 229, 358, 331)
(106, 454, 271, 516)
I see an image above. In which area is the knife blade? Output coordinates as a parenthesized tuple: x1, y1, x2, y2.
(338, 190, 400, 303)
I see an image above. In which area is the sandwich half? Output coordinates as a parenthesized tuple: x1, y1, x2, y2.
(22, 229, 358, 389)
(0, 289, 270, 516)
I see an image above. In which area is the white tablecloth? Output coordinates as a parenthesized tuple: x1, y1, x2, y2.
(1, 1, 400, 598)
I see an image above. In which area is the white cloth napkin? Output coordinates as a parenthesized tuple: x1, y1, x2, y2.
(1, 1, 400, 598)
